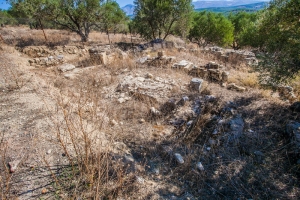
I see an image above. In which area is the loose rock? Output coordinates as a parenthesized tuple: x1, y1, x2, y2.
(58, 63, 75, 72)
(174, 153, 184, 164)
(190, 78, 204, 92)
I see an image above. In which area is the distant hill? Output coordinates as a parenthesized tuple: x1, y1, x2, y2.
(195, 2, 268, 13)
(122, 4, 134, 16)
(121, 1, 269, 16)
(192, 0, 269, 9)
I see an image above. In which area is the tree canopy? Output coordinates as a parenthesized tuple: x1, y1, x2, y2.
(254, 0, 300, 84)
(189, 11, 234, 47)
(132, 0, 193, 40)
(9, 0, 127, 42)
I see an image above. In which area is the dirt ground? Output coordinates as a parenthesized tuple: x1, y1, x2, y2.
(0, 27, 299, 199)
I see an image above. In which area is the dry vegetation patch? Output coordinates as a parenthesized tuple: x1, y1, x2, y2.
(0, 27, 299, 199)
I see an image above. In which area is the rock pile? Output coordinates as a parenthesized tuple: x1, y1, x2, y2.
(29, 55, 64, 67)
(190, 46, 258, 66)
(188, 61, 229, 83)
(137, 51, 176, 66)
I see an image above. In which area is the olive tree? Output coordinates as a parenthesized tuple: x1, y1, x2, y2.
(189, 11, 234, 47)
(132, 0, 193, 40)
(254, 0, 300, 84)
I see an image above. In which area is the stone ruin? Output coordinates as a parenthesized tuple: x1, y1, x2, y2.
(29, 55, 64, 67)
(89, 45, 128, 65)
(189, 46, 258, 67)
(105, 73, 177, 104)
(23, 45, 88, 67)
(21, 45, 88, 57)
(177, 61, 229, 83)
(137, 51, 176, 66)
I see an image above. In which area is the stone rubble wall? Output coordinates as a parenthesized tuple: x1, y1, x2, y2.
(28, 55, 64, 67)
(189, 46, 258, 67)
(20, 45, 88, 58)
(188, 61, 229, 83)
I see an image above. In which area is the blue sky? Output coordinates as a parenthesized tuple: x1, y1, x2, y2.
(0, 0, 133, 9)
(0, 0, 10, 10)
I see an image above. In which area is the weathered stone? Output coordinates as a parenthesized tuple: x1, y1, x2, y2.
(228, 115, 244, 135)
(172, 60, 193, 71)
(207, 61, 219, 69)
(146, 73, 153, 79)
(110, 119, 118, 126)
(222, 71, 229, 82)
(58, 63, 75, 72)
(139, 118, 145, 123)
(227, 83, 246, 92)
(174, 153, 184, 164)
(117, 98, 126, 104)
(190, 78, 204, 92)
(8, 160, 20, 173)
(150, 107, 160, 115)
(196, 162, 205, 171)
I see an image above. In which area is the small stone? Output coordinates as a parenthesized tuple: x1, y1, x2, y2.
(136, 176, 145, 184)
(58, 63, 75, 72)
(146, 73, 153, 79)
(187, 120, 193, 126)
(8, 160, 20, 173)
(46, 149, 52, 155)
(111, 119, 118, 126)
(117, 98, 126, 104)
(150, 107, 160, 115)
(212, 129, 218, 135)
(139, 118, 145, 123)
(209, 139, 217, 146)
(206, 147, 211, 151)
(41, 188, 48, 194)
(124, 154, 135, 163)
(227, 83, 246, 92)
(196, 162, 205, 171)
(174, 153, 184, 164)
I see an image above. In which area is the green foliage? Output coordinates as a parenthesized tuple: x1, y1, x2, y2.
(228, 11, 258, 49)
(101, 1, 128, 33)
(132, 0, 193, 40)
(189, 11, 234, 47)
(0, 9, 18, 25)
(254, 0, 300, 84)
(9, 0, 127, 42)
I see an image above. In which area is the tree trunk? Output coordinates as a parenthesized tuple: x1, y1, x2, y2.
(80, 34, 88, 42)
